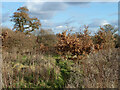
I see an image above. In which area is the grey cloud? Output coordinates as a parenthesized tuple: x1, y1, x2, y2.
(26, 2, 66, 20)
(41, 2, 66, 11)
(65, 2, 90, 5)
(25, 1, 90, 20)
(65, 2, 90, 8)
(29, 11, 56, 20)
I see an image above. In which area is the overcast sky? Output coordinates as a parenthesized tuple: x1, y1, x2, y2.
(1, 1, 118, 34)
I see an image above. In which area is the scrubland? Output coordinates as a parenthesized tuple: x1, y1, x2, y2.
(1, 26, 120, 88)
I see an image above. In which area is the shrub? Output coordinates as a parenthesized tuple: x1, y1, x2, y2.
(81, 48, 120, 88)
(93, 27, 116, 50)
(56, 27, 94, 61)
(36, 29, 57, 55)
(2, 28, 37, 53)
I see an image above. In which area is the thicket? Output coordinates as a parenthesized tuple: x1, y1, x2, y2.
(81, 48, 120, 88)
(36, 29, 57, 55)
(56, 26, 118, 62)
(1, 24, 119, 58)
(2, 28, 37, 53)
(1, 24, 120, 88)
(1, 28, 57, 55)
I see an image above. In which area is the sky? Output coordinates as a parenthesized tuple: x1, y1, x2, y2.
(1, 1, 118, 35)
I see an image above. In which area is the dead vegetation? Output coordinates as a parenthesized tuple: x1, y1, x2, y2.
(1, 26, 120, 88)
(82, 48, 120, 88)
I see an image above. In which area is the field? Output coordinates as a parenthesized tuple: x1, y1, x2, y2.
(1, 27, 120, 88)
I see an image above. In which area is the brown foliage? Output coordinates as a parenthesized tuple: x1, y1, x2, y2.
(93, 26, 115, 50)
(56, 26, 117, 61)
(36, 43, 49, 54)
(11, 6, 41, 34)
(56, 27, 94, 61)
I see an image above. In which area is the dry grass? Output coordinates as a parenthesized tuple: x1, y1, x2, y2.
(2, 50, 61, 88)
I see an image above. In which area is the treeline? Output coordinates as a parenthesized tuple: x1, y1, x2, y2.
(1, 24, 120, 58)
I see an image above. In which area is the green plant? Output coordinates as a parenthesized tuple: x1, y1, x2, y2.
(56, 59, 74, 87)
